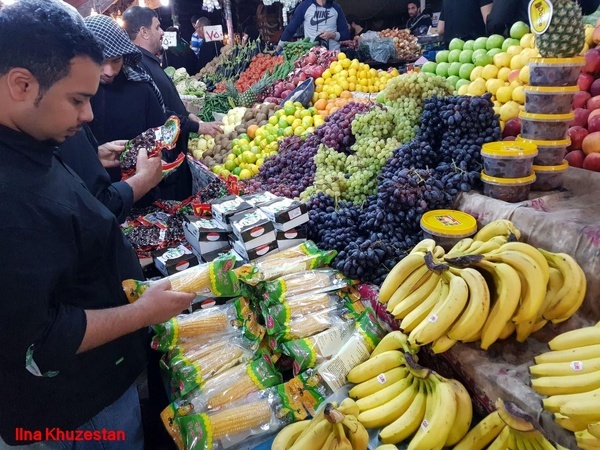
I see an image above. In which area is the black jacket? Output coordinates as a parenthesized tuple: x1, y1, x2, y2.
(0, 124, 146, 445)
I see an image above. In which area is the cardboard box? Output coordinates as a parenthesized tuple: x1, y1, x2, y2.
(183, 217, 230, 256)
(152, 244, 199, 277)
(276, 227, 307, 251)
(230, 208, 276, 250)
(259, 198, 309, 231)
(200, 247, 244, 266)
(210, 195, 252, 231)
(231, 238, 278, 261)
(241, 191, 279, 207)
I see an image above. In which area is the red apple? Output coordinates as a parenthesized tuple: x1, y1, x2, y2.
(583, 48, 600, 75)
(565, 150, 586, 168)
(503, 136, 517, 141)
(583, 152, 600, 171)
(280, 90, 292, 99)
(572, 91, 592, 109)
(502, 118, 522, 138)
(588, 115, 600, 133)
(570, 108, 591, 128)
(582, 131, 600, 154)
(589, 109, 600, 124)
(578, 73, 595, 92)
(567, 126, 589, 150)
(591, 80, 600, 97)
(587, 95, 600, 111)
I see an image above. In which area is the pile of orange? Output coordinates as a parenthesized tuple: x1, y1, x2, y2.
(313, 94, 370, 118)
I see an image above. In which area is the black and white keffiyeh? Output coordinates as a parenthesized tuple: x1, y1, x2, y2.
(83, 14, 165, 109)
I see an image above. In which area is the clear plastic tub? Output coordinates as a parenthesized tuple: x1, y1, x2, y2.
(420, 209, 477, 250)
(516, 136, 570, 166)
(519, 111, 574, 141)
(532, 160, 569, 191)
(528, 57, 585, 87)
(481, 171, 536, 203)
(524, 85, 578, 114)
(481, 141, 538, 178)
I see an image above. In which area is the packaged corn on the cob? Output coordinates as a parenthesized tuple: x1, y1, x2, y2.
(169, 338, 256, 396)
(173, 381, 308, 450)
(122, 253, 241, 302)
(151, 297, 261, 352)
(160, 352, 282, 447)
(235, 241, 336, 286)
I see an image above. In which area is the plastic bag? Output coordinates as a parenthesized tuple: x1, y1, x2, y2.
(359, 31, 396, 63)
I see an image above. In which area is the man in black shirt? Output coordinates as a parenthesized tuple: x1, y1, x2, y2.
(0, 1, 195, 447)
(438, 0, 493, 44)
(406, 2, 432, 37)
(123, 6, 222, 200)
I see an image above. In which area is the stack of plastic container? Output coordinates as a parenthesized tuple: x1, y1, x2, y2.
(517, 57, 585, 190)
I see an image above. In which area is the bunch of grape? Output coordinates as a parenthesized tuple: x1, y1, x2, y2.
(301, 145, 348, 200)
(314, 102, 372, 153)
(351, 105, 396, 140)
(380, 71, 454, 102)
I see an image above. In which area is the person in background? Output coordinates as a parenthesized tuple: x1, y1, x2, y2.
(486, 0, 600, 36)
(123, 5, 222, 200)
(346, 14, 366, 39)
(163, 26, 199, 75)
(191, 16, 210, 55)
(83, 13, 167, 205)
(195, 17, 224, 71)
(406, 1, 432, 37)
(437, 0, 493, 44)
(0, 1, 195, 447)
(277, 0, 351, 51)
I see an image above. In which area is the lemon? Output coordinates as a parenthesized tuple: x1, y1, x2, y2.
(499, 101, 520, 122)
(315, 77, 324, 85)
(338, 52, 347, 60)
(520, 33, 535, 49)
(482, 64, 499, 80)
(519, 65, 530, 84)
(510, 55, 524, 70)
(496, 85, 514, 103)
(493, 52, 511, 68)
(485, 78, 505, 95)
(470, 66, 484, 81)
(467, 78, 486, 96)
(341, 58, 351, 69)
(497, 67, 511, 82)
(457, 84, 469, 95)
(322, 69, 332, 79)
(512, 86, 525, 104)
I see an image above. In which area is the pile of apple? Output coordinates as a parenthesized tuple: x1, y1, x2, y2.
(566, 44, 600, 171)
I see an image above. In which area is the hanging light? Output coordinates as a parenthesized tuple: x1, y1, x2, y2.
(160, 0, 170, 5)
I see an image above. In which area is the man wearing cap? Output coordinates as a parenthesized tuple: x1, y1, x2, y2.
(0, 1, 195, 448)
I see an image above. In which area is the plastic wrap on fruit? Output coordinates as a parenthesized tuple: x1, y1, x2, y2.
(120, 115, 182, 181)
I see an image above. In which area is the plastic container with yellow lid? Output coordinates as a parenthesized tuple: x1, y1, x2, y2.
(524, 85, 579, 114)
(420, 210, 477, 250)
(481, 141, 538, 178)
(528, 57, 585, 87)
(516, 136, 570, 166)
(532, 160, 569, 191)
(481, 171, 536, 203)
(519, 111, 574, 141)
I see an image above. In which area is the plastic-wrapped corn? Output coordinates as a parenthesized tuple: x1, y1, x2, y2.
(122, 253, 241, 302)
(161, 354, 282, 445)
(235, 241, 336, 286)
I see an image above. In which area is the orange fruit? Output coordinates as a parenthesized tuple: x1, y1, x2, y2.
(246, 125, 258, 139)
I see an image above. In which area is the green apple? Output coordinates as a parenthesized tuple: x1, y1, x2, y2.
(473, 37, 488, 50)
(436, 50, 450, 63)
(463, 40, 475, 51)
(502, 38, 520, 51)
(472, 48, 488, 62)
(487, 48, 502, 59)
(486, 34, 505, 50)
(456, 78, 470, 89)
(422, 61, 438, 73)
(448, 62, 462, 77)
(473, 53, 493, 67)
(449, 38, 465, 51)
(447, 75, 460, 88)
(510, 21, 530, 40)
(448, 49, 462, 63)
(458, 63, 475, 80)
(435, 62, 450, 77)
(459, 50, 474, 64)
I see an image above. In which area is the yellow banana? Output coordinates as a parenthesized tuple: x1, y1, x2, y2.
(495, 398, 535, 432)
(576, 430, 600, 449)
(468, 235, 508, 255)
(410, 239, 436, 255)
(474, 219, 521, 241)
(339, 414, 368, 450)
(348, 367, 409, 399)
(495, 242, 550, 282)
(288, 416, 332, 450)
(538, 267, 564, 318)
(499, 321, 516, 340)
(357, 377, 420, 429)
(447, 267, 490, 341)
(399, 278, 448, 332)
(408, 270, 469, 346)
(462, 240, 485, 254)
(478, 261, 522, 350)
(392, 272, 442, 320)
(369, 330, 414, 358)
(379, 253, 427, 304)
(531, 369, 600, 396)
(530, 356, 600, 377)
(272, 420, 311, 450)
(329, 421, 353, 450)
(589, 423, 600, 439)
(515, 320, 537, 343)
(374, 446, 399, 450)
(347, 350, 406, 384)
(407, 375, 457, 450)
(535, 344, 600, 364)
(485, 249, 548, 324)
(486, 424, 511, 450)
(445, 379, 473, 446)
(538, 249, 587, 322)
(548, 326, 600, 351)
(431, 334, 457, 353)
(448, 237, 474, 255)
(386, 265, 432, 313)
(452, 410, 506, 450)
(320, 430, 336, 450)
(560, 396, 600, 422)
(514, 429, 556, 450)
(542, 387, 600, 413)
(554, 412, 589, 432)
(355, 375, 413, 412)
(378, 378, 428, 445)
(338, 398, 360, 417)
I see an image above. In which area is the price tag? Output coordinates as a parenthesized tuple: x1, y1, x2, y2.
(162, 31, 177, 48)
(204, 25, 224, 42)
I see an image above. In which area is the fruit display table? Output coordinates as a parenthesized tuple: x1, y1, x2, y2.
(457, 166, 600, 320)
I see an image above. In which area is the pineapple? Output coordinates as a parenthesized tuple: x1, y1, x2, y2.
(536, 0, 585, 58)
(237, 74, 271, 108)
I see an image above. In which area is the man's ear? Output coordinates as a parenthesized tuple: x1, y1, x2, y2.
(6, 68, 38, 102)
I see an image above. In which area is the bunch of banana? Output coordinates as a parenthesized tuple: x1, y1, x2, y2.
(271, 398, 366, 450)
(348, 351, 472, 448)
(452, 398, 567, 450)
(530, 322, 600, 439)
